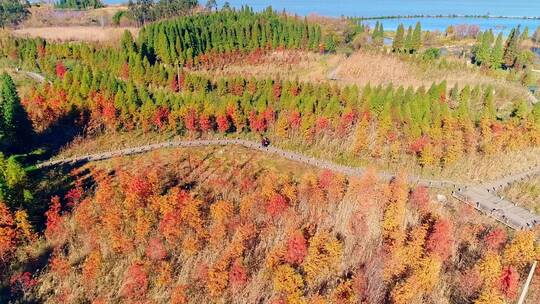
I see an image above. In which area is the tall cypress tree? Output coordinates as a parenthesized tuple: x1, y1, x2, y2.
(489, 33, 504, 69)
(404, 25, 413, 53)
(393, 23, 405, 52)
(475, 31, 490, 66)
(503, 27, 520, 68)
(0, 73, 33, 153)
(411, 22, 422, 53)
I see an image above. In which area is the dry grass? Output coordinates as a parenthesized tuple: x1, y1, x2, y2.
(194, 49, 528, 110)
(193, 50, 345, 84)
(23, 5, 131, 27)
(337, 51, 530, 108)
(13, 26, 139, 43)
(500, 176, 540, 213)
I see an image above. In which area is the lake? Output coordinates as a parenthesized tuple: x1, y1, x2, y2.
(212, 0, 540, 35)
(104, 0, 540, 35)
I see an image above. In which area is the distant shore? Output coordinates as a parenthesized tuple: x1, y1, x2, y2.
(351, 14, 540, 20)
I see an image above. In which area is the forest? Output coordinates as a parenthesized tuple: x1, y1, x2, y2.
(0, 4, 540, 304)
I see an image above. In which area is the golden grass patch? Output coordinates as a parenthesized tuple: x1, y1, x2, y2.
(13, 26, 139, 43)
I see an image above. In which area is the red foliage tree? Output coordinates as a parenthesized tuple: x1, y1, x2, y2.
(120, 262, 148, 299)
(265, 193, 288, 218)
(199, 113, 212, 133)
(426, 219, 454, 261)
(146, 237, 167, 261)
(249, 111, 267, 133)
(316, 116, 330, 134)
(458, 268, 482, 299)
(184, 110, 198, 133)
(284, 231, 308, 264)
(318, 170, 334, 191)
(409, 186, 430, 213)
(216, 114, 229, 133)
(288, 111, 301, 130)
(0, 202, 15, 262)
(153, 107, 170, 130)
(55, 62, 67, 79)
(499, 266, 519, 300)
(409, 136, 429, 155)
(229, 259, 248, 287)
(45, 196, 63, 242)
(10, 272, 37, 294)
(484, 228, 507, 250)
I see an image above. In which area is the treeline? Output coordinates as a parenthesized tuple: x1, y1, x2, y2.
(19, 57, 540, 168)
(2, 32, 540, 170)
(138, 7, 323, 65)
(473, 26, 534, 70)
(0, 0, 30, 28)
(54, 0, 104, 10)
(392, 22, 422, 53)
(127, 0, 199, 26)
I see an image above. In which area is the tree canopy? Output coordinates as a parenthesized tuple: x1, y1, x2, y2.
(0, 0, 30, 28)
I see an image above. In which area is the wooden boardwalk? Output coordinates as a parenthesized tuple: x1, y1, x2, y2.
(37, 138, 540, 230)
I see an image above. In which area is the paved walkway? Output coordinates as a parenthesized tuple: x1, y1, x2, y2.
(36, 138, 540, 230)
(454, 165, 540, 230)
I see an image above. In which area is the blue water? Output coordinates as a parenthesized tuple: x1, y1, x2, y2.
(212, 0, 540, 18)
(105, 0, 540, 35)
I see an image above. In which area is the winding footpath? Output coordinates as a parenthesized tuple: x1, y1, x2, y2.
(36, 138, 540, 230)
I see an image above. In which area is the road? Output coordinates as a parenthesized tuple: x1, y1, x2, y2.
(36, 138, 540, 230)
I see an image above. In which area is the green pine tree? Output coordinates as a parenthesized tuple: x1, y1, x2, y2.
(404, 25, 413, 53)
(0, 73, 33, 153)
(489, 33, 504, 69)
(411, 22, 422, 53)
(393, 23, 405, 52)
(503, 27, 520, 68)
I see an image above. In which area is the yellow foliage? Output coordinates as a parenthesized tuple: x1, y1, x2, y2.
(156, 261, 173, 288)
(273, 264, 304, 299)
(330, 280, 357, 304)
(307, 295, 326, 304)
(282, 182, 298, 206)
(474, 287, 504, 304)
(239, 195, 255, 219)
(210, 200, 233, 224)
(404, 224, 429, 268)
(414, 257, 441, 291)
(383, 245, 408, 282)
(182, 235, 199, 256)
(477, 251, 502, 287)
(266, 246, 285, 270)
(134, 208, 153, 243)
(502, 231, 536, 269)
(381, 173, 408, 246)
(302, 231, 343, 286)
(353, 117, 370, 156)
(207, 260, 229, 298)
(14, 210, 36, 241)
(390, 257, 441, 304)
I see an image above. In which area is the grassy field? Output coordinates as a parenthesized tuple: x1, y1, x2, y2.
(13, 26, 139, 43)
(23, 5, 130, 27)
(193, 49, 530, 112)
(192, 50, 345, 84)
(500, 176, 540, 214)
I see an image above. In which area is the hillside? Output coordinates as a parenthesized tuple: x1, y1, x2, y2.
(1, 4, 540, 304)
(8, 146, 538, 303)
